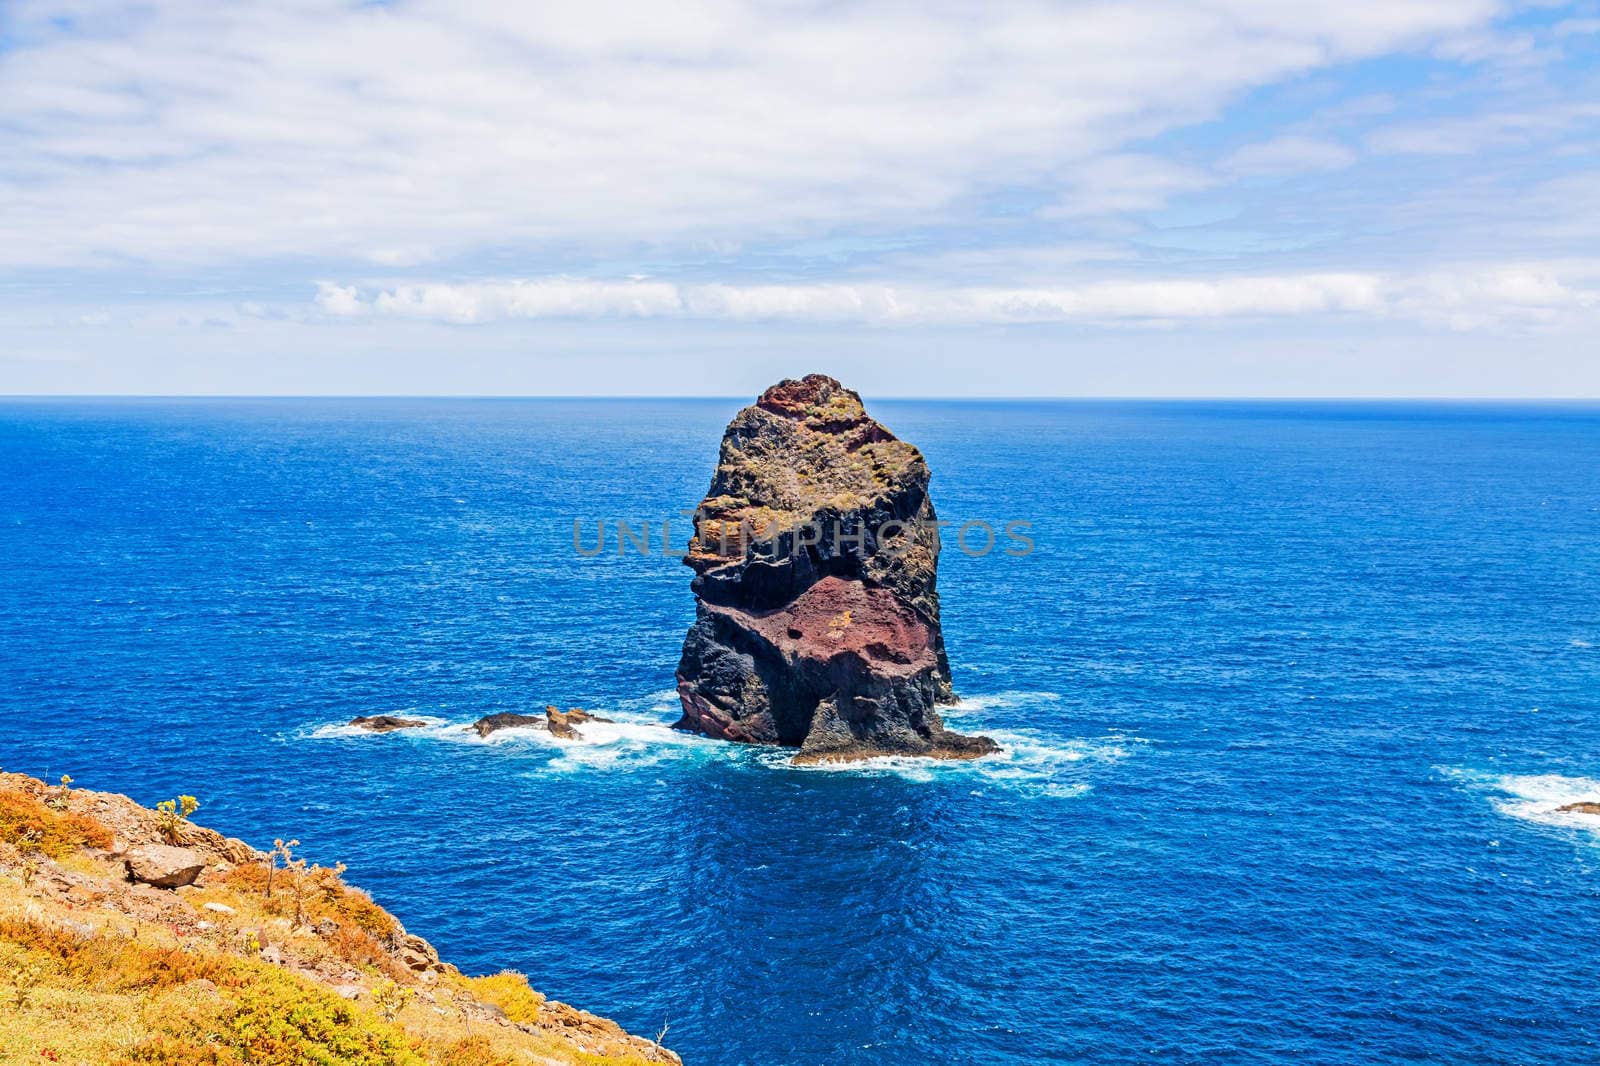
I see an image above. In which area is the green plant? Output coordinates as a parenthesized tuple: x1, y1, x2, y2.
(222, 967, 425, 1066)
(45, 775, 73, 811)
(370, 978, 414, 1023)
(155, 796, 200, 842)
(11, 958, 44, 1009)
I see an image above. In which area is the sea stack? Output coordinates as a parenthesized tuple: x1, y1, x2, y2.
(674, 373, 998, 763)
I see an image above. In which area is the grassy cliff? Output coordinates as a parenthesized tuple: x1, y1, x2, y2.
(0, 771, 678, 1066)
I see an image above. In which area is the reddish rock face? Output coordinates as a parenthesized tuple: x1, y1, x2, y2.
(729, 577, 933, 673)
(674, 374, 997, 763)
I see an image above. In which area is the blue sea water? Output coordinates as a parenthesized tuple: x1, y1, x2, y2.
(2, 397, 1599, 1065)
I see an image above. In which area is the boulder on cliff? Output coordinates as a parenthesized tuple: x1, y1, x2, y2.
(124, 843, 206, 888)
(674, 373, 997, 763)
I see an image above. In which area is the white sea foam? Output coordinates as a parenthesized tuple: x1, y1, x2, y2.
(303, 687, 1134, 794)
(939, 690, 1064, 718)
(769, 727, 1142, 796)
(307, 714, 450, 740)
(1441, 767, 1600, 833)
(534, 717, 726, 773)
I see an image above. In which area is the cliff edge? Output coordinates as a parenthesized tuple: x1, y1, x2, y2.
(0, 771, 679, 1065)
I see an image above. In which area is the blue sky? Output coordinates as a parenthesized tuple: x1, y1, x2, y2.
(2, 0, 1599, 396)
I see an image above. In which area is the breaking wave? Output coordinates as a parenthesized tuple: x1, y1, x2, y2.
(303, 688, 1136, 795)
(1440, 767, 1600, 834)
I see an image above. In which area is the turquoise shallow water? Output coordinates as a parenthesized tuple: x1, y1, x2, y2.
(2, 398, 1599, 1064)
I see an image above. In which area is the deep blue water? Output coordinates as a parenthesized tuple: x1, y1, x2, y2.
(3, 398, 1600, 1065)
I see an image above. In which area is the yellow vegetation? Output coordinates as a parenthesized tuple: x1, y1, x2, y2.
(462, 970, 546, 1024)
(0, 773, 677, 1066)
(0, 787, 114, 858)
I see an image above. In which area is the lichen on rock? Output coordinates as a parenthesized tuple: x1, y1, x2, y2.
(674, 374, 997, 763)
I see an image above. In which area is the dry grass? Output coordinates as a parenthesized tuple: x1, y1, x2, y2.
(459, 971, 546, 1024)
(0, 773, 679, 1066)
(0, 787, 114, 858)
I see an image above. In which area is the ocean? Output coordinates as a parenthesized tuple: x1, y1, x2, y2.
(2, 397, 1598, 1065)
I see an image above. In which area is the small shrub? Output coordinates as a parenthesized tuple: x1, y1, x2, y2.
(307, 865, 397, 937)
(461, 971, 544, 1024)
(223, 968, 426, 1066)
(10, 958, 44, 1009)
(0, 789, 113, 857)
(328, 922, 407, 979)
(221, 860, 402, 973)
(371, 978, 414, 1023)
(155, 796, 200, 842)
(45, 775, 73, 811)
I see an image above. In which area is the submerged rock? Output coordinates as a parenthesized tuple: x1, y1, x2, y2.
(674, 373, 997, 763)
(348, 714, 427, 733)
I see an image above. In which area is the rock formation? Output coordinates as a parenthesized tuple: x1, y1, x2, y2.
(125, 842, 206, 888)
(468, 707, 613, 739)
(674, 373, 997, 763)
(468, 711, 547, 738)
(348, 714, 427, 732)
(1557, 801, 1600, 816)
(545, 707, 609, 739)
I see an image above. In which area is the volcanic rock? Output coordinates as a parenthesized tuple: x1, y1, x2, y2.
(466, 712, 547, 738)
(545, 706, 611, 739)
(349, 715, 427, 732)
(674, 373, 997, 763)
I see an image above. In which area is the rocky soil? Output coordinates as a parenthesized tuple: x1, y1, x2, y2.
(0, 771, 678, 1064)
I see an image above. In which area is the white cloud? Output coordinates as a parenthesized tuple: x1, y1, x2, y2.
(316, 265, 1600, 329)
(1222, 135, 1358, 176)
(1044, 154, 1213, 216)
(0, 0, 1501, 269)
(1366, 103, 1600, 155)
(1553, 17, 1600, 38)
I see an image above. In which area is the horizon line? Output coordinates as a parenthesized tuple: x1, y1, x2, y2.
(2, 393, 1600, 404)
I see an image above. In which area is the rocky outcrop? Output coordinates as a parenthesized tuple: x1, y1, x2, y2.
(467, 712, 547, 737)
(0, 771, 680, 1064)
(674, 374, 997, 763)
(546, 707, 611, 739)
(1557, 802, 1600, 816)
(349, 714, 427, 732)
(467, 707, 613, 739)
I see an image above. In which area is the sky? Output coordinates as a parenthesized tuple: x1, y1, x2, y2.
(2, 1, 1599, 397)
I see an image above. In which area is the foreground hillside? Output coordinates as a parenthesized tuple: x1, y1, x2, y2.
(0, 771, 678, 1065)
